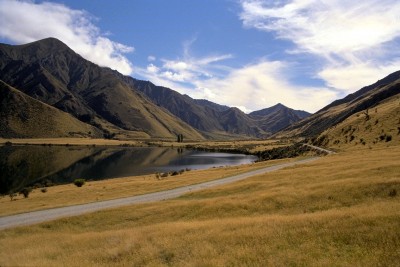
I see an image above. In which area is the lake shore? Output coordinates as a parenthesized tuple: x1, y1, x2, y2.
(0, 157, 300, 217)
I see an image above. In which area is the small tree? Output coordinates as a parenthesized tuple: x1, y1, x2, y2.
(74, 178, 86, 187)
(176, 134, 184, 143)
(363, 109, 370, 121)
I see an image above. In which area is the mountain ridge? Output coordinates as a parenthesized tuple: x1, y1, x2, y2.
(0, 37, 312, 140)
(0, 38, 204, 140)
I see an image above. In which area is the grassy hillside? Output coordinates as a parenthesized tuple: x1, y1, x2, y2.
(0, 145, 399, 265)
(314, 93, 400, 150)
(277, 71, 400, 138)
(0, 80, 102, 138)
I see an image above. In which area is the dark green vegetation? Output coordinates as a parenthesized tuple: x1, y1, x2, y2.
(73, 179, 86, 187)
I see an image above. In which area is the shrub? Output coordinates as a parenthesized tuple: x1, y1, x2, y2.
(41, 188, 48, 193)
(389, 189, 397, 197)
(9, 192, 17, 201)
(19, 187, 32, 198)
(74, 179, 86, 187)
(385, 135, 392, 142)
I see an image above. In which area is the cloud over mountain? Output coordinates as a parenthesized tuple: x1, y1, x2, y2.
(0, 0, 134, 75)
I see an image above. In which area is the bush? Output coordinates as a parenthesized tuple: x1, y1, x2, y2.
(19, 187, 32, 198)
(389, 189, 397, 197)
(74, 179, 86, 187)
(41, 188, 48, 193)
(9, 192, 17, 201)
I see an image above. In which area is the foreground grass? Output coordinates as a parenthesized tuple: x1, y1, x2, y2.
(0, 146, 399, 266)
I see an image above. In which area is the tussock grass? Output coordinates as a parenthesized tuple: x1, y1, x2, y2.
(319, 94, 400, 150)
(0, 146, 399, 266)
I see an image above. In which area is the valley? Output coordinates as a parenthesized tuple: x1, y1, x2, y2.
(0, 36, 399, 266)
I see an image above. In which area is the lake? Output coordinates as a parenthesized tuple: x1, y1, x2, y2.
(0, 145, 257, 194)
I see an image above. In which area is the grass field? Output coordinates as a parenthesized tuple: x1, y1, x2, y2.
(0, 145, 399, 266)
(0, 158, 299, 216)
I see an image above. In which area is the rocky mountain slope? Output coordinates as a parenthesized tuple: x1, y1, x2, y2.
(0, 38, 203, 140)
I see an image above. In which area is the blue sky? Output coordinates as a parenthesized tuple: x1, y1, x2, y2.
(1, 0, 400, 113)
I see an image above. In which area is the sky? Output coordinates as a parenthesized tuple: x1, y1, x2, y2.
(1, 0, 400, 113)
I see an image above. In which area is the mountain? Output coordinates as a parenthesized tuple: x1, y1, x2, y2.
(0, 38, 204, 140)
(249, 103, 311, 133)
(0, 38, 309, 140)
(276, 71, 400, 138)
(122, 79, 226, 133)
(0, 80, 102, 138)
(219, 107, 268, 137)
(122, 76, 308, 138)
(193, 99, 230, 112)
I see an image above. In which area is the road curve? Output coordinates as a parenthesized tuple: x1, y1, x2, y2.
(0, 157, 319, 230)
(303, 144, 336, 155)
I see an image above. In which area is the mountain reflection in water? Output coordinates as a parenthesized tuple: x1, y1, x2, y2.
(0, 145, 257, 194)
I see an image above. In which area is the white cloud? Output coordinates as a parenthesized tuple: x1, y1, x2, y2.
(146, 64, 159, 73)
(240, 0, 400, 92)
(137, 37, 233, 86)
(318, 61, 400, 91)
(137, 58, 338, 113)
(0, 0, 134, 75)
(147, 55, 156, 62)
(193, 60, 337, 113)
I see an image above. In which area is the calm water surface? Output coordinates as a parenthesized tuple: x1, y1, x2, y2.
(0, 145, 257, 194)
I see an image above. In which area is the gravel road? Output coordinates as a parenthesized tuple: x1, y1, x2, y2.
(303, 144, 336, 154)
(0, 157, 319, 230)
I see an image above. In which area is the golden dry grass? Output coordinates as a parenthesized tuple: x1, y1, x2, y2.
(321, 94, 400, 150)
(0, 158, 296, 216)
(0, 145, 399, 266)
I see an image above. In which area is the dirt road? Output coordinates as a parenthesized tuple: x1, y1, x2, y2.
(0, 157, 319, 230)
